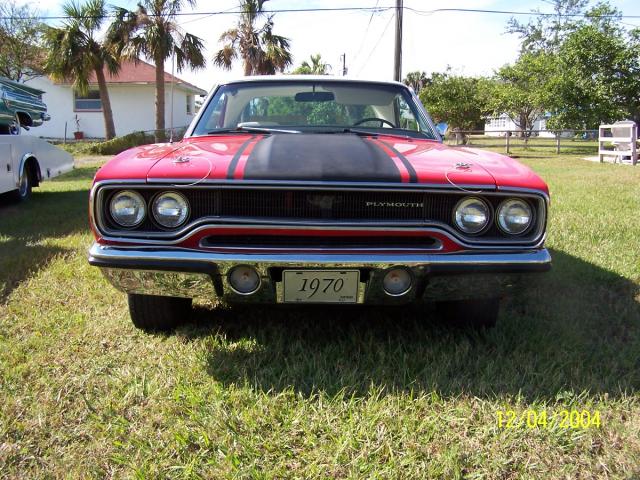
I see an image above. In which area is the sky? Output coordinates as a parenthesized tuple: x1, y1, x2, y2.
(19, 0, 640, 91)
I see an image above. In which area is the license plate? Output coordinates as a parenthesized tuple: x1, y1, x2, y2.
(282, 270, 360, 303)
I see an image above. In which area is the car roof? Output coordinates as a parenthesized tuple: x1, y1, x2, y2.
(219, 75, 409, 88)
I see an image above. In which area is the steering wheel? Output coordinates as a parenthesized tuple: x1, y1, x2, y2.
(353, 117, 396, 128)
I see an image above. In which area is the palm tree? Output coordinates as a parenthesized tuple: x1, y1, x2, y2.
(109, 0, 205, 142)
(213, 0, 292, 76)
(293, 54, 331, 75)
(403, 71, 430, 94)
(43, 0, 119, 140)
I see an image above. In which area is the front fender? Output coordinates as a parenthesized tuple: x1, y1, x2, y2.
(18, 153, 42, 186)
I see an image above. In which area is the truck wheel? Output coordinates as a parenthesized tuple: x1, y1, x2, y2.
(436, 298, 500, 329)
(9, 166, 32, 202)
(127, 294, 192, 332)
(8, 114, 21, 135)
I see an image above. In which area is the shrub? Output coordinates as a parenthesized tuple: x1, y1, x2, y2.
(84, 128, 188, 155)
(87, 131, 155, 155)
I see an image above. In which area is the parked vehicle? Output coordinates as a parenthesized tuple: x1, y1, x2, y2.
(0, 76, 50, 135)
(0, 136, 73, 201)
(0, 78, 73, 201)
(88, 77, 551, 331)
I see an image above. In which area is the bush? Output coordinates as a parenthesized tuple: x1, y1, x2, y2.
(87, 131, 155, 155)
(85, 128, 188, 155)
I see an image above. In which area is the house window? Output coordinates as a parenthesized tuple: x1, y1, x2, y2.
(186, 95, 193, 115)
(74, 90, 102, 111)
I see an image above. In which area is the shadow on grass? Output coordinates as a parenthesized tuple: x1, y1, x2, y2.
(187, 249, 639, 400)
(0, 188, 89, 300)
(48, 165, 99, 182)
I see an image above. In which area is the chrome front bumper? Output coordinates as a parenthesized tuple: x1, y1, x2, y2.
(88, 243, 551, 304)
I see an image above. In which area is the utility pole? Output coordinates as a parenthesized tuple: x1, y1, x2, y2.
(394, 0, 403, 82)
(340, 53, 347, 76)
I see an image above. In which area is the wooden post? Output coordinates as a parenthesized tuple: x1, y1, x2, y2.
(393, 0, 403, 82)
(454, 129, 462, 146)
(598, 126, 604, 163)
(555, 133, 560, 154)
(505, 131, 510, 154)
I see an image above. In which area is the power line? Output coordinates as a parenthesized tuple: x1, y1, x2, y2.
(406, 6, 640, 19)
(356, 11, 394, 76)
(178, 5, 239, 26)
(3, 6, 640, 21)
(350, 0, 382, 68)
(2, 6, 395, 21)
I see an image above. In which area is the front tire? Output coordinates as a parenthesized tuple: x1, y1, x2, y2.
(127, 294, 192, 332)
(436, 298, 500, 329)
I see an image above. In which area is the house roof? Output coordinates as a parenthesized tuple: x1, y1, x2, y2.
(62, 59, 207, 95)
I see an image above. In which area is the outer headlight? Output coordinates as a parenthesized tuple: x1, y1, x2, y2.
(109, 190, 146, 227)
(453, 196, 490, 234)
(497, 198, 533, 235)
(152, 191, 190, 228)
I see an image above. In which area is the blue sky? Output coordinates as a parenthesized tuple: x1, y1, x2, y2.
(24, 0, 640, 89)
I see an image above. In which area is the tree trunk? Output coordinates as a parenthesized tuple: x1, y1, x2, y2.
(95, 66, 116, 140)
(155, 54, 166, 143)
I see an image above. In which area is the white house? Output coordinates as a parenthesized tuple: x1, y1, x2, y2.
(484, 113, 572, 138)
(24, 59, 207, 139)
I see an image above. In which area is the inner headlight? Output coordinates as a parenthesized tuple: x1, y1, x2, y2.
(453, 197, 490, 234)
(152, 191, 190, 228)
(497, 198, 533, 235)
(109, 190, 146, 227)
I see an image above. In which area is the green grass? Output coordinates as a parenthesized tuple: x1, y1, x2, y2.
(1, 154, 639, 479)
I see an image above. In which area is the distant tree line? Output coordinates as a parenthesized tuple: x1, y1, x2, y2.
(405, 0, 640, 135)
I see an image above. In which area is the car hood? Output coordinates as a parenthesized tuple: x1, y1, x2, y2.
(102, 133, 547, 193)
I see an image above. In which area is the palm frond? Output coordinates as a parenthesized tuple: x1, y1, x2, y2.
(174, 32, 206, 71)
(214, 0, 291, 76)
(213, 44, 237, 70)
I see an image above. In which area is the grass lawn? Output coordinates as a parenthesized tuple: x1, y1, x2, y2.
(0, 150, 639, 479)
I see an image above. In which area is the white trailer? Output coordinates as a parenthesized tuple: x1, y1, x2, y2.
(0, 136, 73, 201)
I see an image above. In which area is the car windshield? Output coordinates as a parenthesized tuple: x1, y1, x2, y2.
(191, 80, 437, 139)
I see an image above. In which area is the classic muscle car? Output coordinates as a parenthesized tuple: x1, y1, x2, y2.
(0, 76, 50, 135)
(88, 77, 551, 331)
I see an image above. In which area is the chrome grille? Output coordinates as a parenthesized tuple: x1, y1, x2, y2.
(98, 186, 543, 244)
(217, 190, 456, 222)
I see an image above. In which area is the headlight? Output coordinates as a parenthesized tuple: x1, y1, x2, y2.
(453, 197, 490, 234)
(152, 191, 190, 228)
(497, 198, 533, 235)
(109, 190, 146, 227)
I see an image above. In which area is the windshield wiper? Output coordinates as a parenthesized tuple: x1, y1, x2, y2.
(207, 126, 301, 135)
(338, 128, 414, 140)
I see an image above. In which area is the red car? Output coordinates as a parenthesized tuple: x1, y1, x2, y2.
(88, 77, 550, 331)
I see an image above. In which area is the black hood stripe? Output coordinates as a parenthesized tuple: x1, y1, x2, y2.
(226, 135, 257, 179)
(242, 133, 403, 182)
(377, 139, 418, 183)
